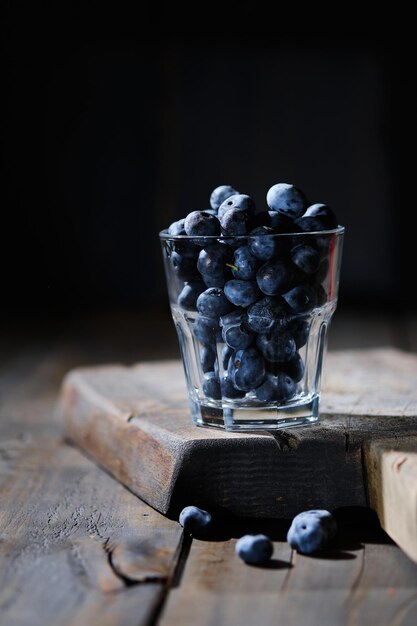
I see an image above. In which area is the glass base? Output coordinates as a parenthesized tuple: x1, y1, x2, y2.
(189, 395, 319, 432)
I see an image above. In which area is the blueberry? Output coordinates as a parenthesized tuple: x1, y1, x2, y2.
(171, 250, 200, 280)
(252, 211, 297, 233)
(282, 285, 318, 314)
(249, 226, 279, 261)
(256, 330, 296, 363)
(282, 352, 305, 382)
(184, 210, 220, 237)
(197, 288, 234, 319)
(220, 310, 254, 349)
(255, 371, 297, 402)
(286, 509, 337, 554)
(218, 194, 256, 221)
(291, 243, 321, 274)
(228, 346, 265, 391)
(193, 317, 219, 345)
(199, 272, 227, 288)
(197, 243, 231, 278)
(303, 203, 338, 229)
(235, 534, 273, 565)
(202, 371, 221, 400)
(179, 505, 212, 535)
(220, 208, 253, 237)
(224, 280, 261, 308)
(200, 344, 217, 373)
(246, 296, 287, 333)
(231, 246, 259, 280)
(256, 258, 294, 296)
(296, 509, 337, 540)
(289, 318, 310, 349)
(168, 218, 186, 236)
(294, 216, 330, 233)
(221, 375, 246, 398)
(254, 372, 277, 402)
(210, 184, 239, 210)
(266, 183, 308, 218)
(178, 280, 205, 310)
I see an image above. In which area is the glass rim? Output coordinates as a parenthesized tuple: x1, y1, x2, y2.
(159, 224, 345, 241)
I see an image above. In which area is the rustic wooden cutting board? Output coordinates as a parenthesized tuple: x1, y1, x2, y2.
(56, 348, 417, 563)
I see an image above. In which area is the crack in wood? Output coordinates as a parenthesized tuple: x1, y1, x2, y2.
(267, 430, 300, 452)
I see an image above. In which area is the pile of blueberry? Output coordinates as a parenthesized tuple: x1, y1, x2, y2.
(164, 183, 340, 404)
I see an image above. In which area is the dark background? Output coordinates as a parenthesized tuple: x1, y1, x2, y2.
(2, 2, 415, 335)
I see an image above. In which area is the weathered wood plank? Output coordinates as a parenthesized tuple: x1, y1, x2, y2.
(364, 436, 417, 563)
(0, 347, 184, 626)
(0, 434, 183, 626)
(57, 349, 417, 528)
(160, 514, 417, 626)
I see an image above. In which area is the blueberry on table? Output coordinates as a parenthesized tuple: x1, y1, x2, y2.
(266, 183, 308, 218)
(197, 288, 234, 319)
(184, 210, 221, 237)
(218, 193, 256, 220)
(224, 279, 261, 308)
(256, 258, 294, 296)
(235, 534, 273, 565)
(210, 184, 239, 210)
(287, 509, 337, 554)
(179, 506, 212, 535)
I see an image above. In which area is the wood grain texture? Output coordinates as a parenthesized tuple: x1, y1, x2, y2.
(0, 350, 183, 626)
(0, 434, 183, 626)
(57, 349, 417, 525)
(364, 436, 417, 564)
(159, 515, 417, 626)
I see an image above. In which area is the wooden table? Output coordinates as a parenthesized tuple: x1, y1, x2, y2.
(1, 311, 417, 626)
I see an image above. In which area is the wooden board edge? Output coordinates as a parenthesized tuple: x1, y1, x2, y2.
(363, 436, 417, 563)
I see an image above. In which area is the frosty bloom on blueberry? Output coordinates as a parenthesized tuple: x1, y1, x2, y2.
(179, 506, 212, 535)
(235, 534, 273, 565)
(287, 509, 337, 554)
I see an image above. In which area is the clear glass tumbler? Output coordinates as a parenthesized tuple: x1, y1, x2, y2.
(159, 226, 344, 431)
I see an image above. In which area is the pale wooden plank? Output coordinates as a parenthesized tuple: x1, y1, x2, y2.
(364, 436, 417, 563)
